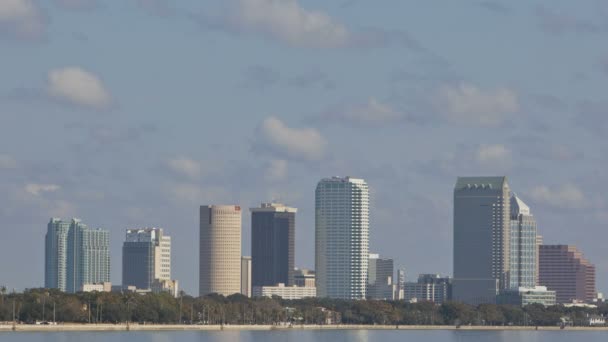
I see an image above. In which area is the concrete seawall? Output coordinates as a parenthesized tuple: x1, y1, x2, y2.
(1, 324, 608, 332)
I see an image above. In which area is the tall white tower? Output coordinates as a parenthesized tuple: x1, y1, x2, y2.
(315, 177, 369, 299)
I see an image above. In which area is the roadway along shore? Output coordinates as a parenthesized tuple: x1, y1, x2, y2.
(1, 324, 608, 332)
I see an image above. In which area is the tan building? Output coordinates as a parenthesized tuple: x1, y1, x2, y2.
(539, 245, 596, 303)
(241, 256, 252, 297)
(253, 283, 317, 300)
(199, 205, 242, 297)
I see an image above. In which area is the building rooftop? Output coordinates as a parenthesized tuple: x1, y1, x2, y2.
(455, 176, 507, 191)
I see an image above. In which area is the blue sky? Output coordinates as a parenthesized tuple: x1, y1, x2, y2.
(1, 0, 607, 295)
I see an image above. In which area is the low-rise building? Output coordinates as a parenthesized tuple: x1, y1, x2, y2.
(404, 274, 451, 304)
(81, 282, 112, 292)
(252, 283, 316, 300)
(151, 279, 179, 298)
(294, 268, 315, 288)
(497, 286, 556, 306)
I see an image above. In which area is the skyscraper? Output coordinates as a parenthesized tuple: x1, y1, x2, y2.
(315, 176, 369, 300)
(250, 203, 296, 287)
(45, 218, 110, 293)
(509, 195, 538, 288)
(367, 254, 395, 300)
(453, 177, 510, 304)
(199, 205, 242, 297)
(539, 245, 596, 303)
(45, 218, 70, 292)
(241, 256, 252, 298)
(122, 228, 171, 290)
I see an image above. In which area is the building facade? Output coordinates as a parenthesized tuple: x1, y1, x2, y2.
(404, 274, 452, 304)
(46, 218, 110, 293)
(252, 283, 317, 300)
(539, 245, 596, 303)
(199, 205, 242, 297)
(453, 176, 510, 304)
(497, 286, 556, 307)
(315, 177, 369, 300)
(367, 254, 395, 300)
(241, 256, 252, 297)
(122, 228, 171, 290)
(250, 203, 296, 287)
(294, 268, 316, 288)
(509, 195, 538, 288)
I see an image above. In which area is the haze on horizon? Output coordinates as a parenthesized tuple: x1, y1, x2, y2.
(1, 0, 607, 295)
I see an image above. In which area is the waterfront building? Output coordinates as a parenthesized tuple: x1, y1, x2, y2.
(404, 274, 452, 304)
(252, 283, 317, 300)
(367, 254, 395, 300)
(539, 245, 596, 303)
(497, 286, 556, 307)
(122, 228, 172, 290)
(151, 279, 179, 297)
(241, 256, 252, 297)
(199, 205, 242, 296)
(250, 203, 296, 287)
(45, 218, 110, 293)
(294, 268, 316, 287)
(453, 176, 510, 304)
(509, 195, 538, 288)
(315, 176, 369, 300)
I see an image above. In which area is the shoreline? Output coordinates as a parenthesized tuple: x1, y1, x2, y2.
(1, 324, 608, 332)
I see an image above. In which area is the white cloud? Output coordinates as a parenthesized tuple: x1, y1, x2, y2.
(47, 67, 112, 109)
(166, 183, 229, 204)
(436, 83, 519, 125)
(229, 0, 350, 48)
(0, 0, 46, 40)
(255, 116, 327, 161)
(322, 98, 405, 124)
(476, 144, 511, 164)
(528, 184, 587, 209)
(24, 183, 61, 196)
(0, 154, 17, 169)
(264, 159, 288, 181)
(166, 157, 201, 180)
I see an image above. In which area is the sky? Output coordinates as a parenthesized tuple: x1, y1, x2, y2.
(1, 0, 607, 296)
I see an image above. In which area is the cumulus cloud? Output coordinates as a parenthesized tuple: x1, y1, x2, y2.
(319, 98, 406, 125)
(476, 144, 511, 164)
(436, 83, 519, 126)
(0, 154, 18, 169)
(528, 184, 587, 209)
(166, 157, 201, 180)
(24, 183, 61, 196)
(254, 116, 327, 161)
(47, 67, 112, 109)
(0, 0, 46, 41)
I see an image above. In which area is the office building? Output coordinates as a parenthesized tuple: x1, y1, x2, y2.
(151, 279, 179, 297)
(315, 177, 369, 300)
(367, 254, 395, 300)
(241, 256, 252, 297)
(536, 235, 543, 285)
(539, 245, 596, 303)
(509, 195, 538, 288)
(46, 218, 110, 293)
(294, 268, 316, 287)
(404, 274, 452, 304)
(199, 205, 242, 296)
(250, 203, 296, 287)
(453, 176, 510, 304)
(497, 286, 556, 307)
(122, 228, 172, 290)
(396, 269, 406, 300)
(252, 283, 317, 300)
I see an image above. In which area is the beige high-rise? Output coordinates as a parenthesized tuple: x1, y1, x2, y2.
(199, 205, 242, 297)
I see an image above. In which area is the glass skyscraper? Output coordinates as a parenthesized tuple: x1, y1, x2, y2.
(45, 218, 110, 293)
(509, 194, 538, 289)
(315, 176, 369, 300)
(122, 228, 171, 290)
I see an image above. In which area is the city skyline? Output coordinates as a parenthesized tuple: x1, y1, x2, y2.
(2, 1, 607, 296)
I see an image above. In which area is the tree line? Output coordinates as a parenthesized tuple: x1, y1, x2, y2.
(0, 288, 606, 326)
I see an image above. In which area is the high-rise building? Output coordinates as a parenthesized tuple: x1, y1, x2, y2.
(396, 269, 406, 300)
(509, 195, 537, 288)
(250, 203, 296, 287)
(536, 235, 543, 286)
(199, 205, 242, 297)
(539, 245, 596, 303)
(66, 219, 111, 293)
(294, 268, 316, 287)
(45, 218, 70, 292)
(241, 256, 252, 297)
(453, 176, 510, 304)
(315, 176, 369, 300)
(122, 228, 171, 290)
(45, 218, 110, 293)
(367, 254, 395, 300)
(404, 274, 452, 304)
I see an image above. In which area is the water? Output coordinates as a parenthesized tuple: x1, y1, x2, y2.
(2, 330, 608, 342)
